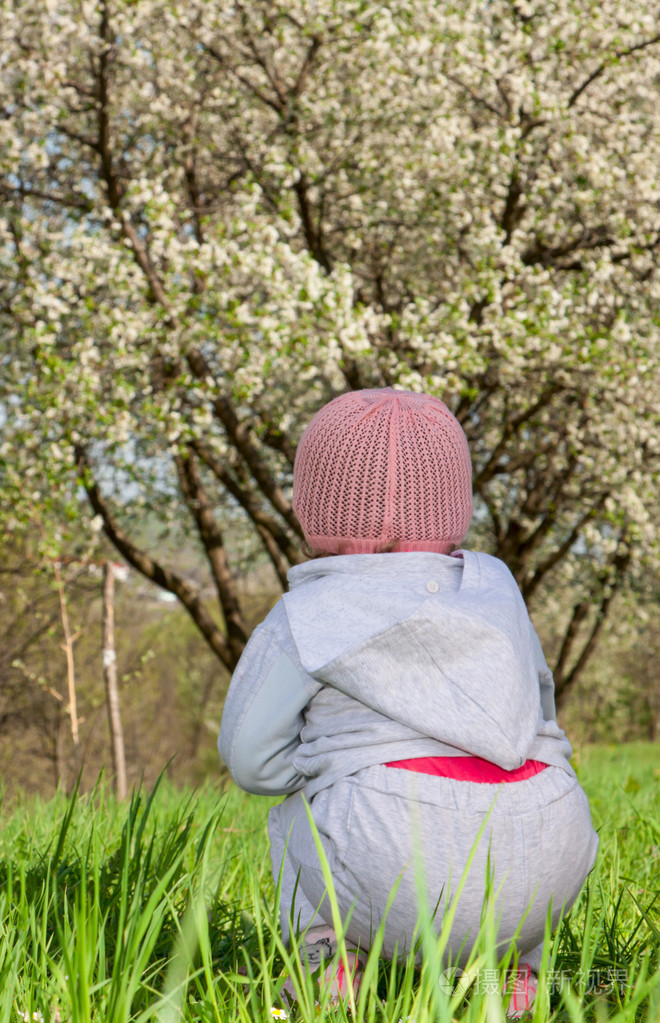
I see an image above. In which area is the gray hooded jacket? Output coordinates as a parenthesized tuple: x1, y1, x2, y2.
(218, 551, 574, 798)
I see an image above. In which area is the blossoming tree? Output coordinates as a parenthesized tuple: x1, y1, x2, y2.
(2, 0, 659, 702)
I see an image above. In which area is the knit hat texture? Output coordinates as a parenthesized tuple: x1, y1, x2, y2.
(293, 388, 473, 555)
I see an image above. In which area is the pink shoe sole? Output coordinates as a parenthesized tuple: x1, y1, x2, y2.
(320, 949, 365, 1002)
(504, 963, 538, 1018)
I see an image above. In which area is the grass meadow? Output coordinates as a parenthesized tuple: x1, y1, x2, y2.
(0, 743, 658, 1023)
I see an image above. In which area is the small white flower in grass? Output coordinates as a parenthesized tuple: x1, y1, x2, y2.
(270, 1009, 288, 1020)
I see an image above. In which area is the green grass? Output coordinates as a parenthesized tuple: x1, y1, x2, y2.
(0, 745, 658, 1022)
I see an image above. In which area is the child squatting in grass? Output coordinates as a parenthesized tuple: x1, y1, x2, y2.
(218, 388, 599, 1014)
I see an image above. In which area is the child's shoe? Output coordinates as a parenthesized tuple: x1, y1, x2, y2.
(504, 963, 538, 1018)
(280, 926, 365, 1007)
(300, 925, 339, 969)
(319, 948, 365, 1002)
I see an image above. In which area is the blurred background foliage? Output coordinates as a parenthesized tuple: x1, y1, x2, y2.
(0, 520, 657, 801)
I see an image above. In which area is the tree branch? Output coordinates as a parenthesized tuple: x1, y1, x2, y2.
(97, 4, 123, 210)
(500, 170, 524, 244)
(0, 182, 94, 213)
(292, 36, 322, 98)
(190, 438, 302, 571)
(521, 492, 609, 601)
(443, 72, 504, 118)
(472, 382, 562, 491)
(521, 225, 616, 269)
(182, 116, 205, 246)
(553, 542, 632, 703)
(237, 8, 289, 108)
(260, 425, 298, 468)
(175, 447, 248, 663)
(198, 38, 285, 114)
(294, 174, 332, 271)
(568, 33, 660, 107)
(75, 447, 234, 671)
(185, 350, 304, 537)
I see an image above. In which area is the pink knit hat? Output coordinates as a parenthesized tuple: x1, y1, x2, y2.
(293, 388, 473, 555)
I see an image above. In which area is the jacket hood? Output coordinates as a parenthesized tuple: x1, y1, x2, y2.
(282, 551, 542, 770)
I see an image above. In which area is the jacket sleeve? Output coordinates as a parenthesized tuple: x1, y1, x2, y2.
(529, 620, 557, 722)
(218, 600, 322, 796)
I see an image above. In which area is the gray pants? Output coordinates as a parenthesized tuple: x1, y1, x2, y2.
(269, 764, 598, 966)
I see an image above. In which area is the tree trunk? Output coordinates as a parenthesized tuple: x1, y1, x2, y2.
(53, 560, 81, 746)
(102, 561, 127, 800)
